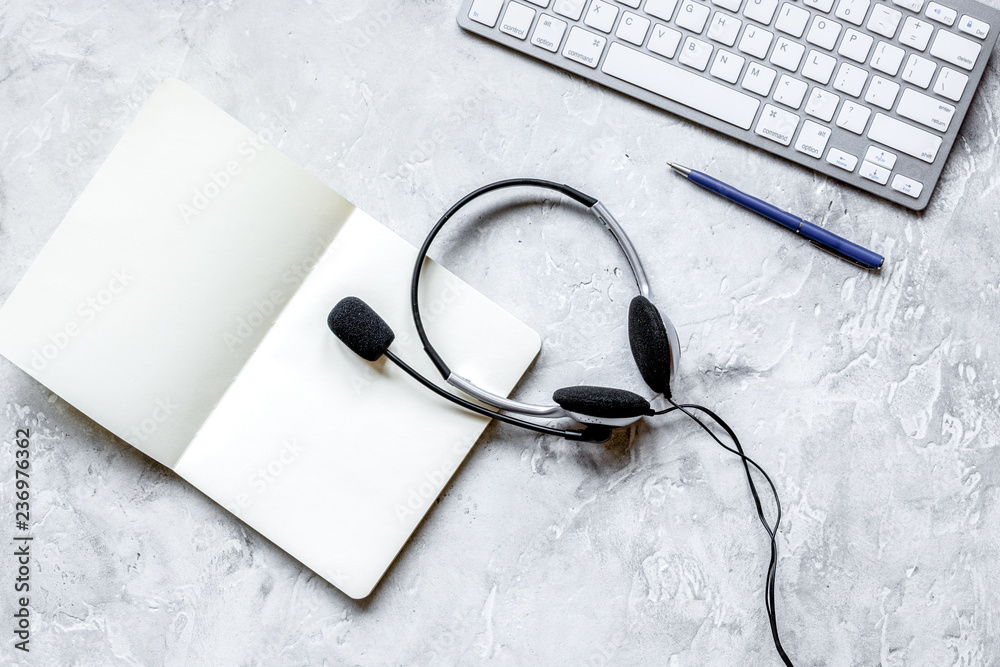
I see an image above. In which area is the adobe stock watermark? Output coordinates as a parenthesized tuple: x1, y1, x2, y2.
(393, 79, 500, 181)
(394, 436, 468, 524)
(10, 426, 33, 654)
(555, 304, 615, 355)
(423, 609, 475, 664)
(339, 0, 406, 63)
(586, 628, 629, 666)
(30, 268, 134, 371)
(178, 110, 291, 223)
(224, 438, 305, 513)
(222, 234, 330, 353)
(572, 117, 624, 171)
(64, 64, 174, 170)
(126, 397, 179, 444)
(11, 3, 57, 43)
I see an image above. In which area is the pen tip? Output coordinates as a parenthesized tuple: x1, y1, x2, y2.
(667, 163, 691, 177)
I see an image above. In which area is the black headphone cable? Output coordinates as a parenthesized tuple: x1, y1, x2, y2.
(655, 399, 794, 667)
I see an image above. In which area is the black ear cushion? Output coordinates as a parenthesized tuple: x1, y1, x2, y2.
(628, 295, 673, 395)
(553, 386, 654, 419)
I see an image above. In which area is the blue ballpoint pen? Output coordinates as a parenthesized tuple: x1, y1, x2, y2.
(668, 163, 884, 271)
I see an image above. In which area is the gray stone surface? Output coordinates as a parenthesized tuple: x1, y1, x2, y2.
(2, 1, 1000, 665)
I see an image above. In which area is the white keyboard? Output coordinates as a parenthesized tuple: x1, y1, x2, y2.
(459, 0, 1000, 210)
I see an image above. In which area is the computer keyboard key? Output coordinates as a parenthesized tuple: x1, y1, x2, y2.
(860, 160, 891, 184)
(501, 2, 537, 39)
(805, 87, 840, 121)
(871, 41, 905, 75)
(835, 0, 871, 27)
(899, 16, 934, 49)
(902, 53, 936, 87)
(864, 75, 900, 108)
(616, 11, 650, 44)
(807, 16, 844, 49)
(933, 66, 969, 100)
(930, 29, 981, 69)
(839, 28, 875, 61)
(756, 104, 800, 145)
(532, 14, 569, 51)
(645, 0, 680, 21)
(708, 12, 743, 46)
(555, 0, 587, 20)
(891, 0, 924, 12)
(677, 0, 713, 32)
(867, 5, 903, 37)
(865, 145, 897, 168)
(618, 0, 642, 7)
(827, 146, 859, 171)
(868, 113, 943, 161)
(601, 43, 762, 128)
(469, 0, 504, 26)
(959, 15, 990, 38)
(713, 0, 744, 11)
(836, 100, 872, 133)
(648, 23, 683, 57)
(742, 61, 779, 95)
(585, 0, 619, 32)
(680, 36, 714, 70)
(743, 0, 780, 25)
(770, 37, 806, 70)
(776, 3, 811, 37)
(563, 26, 608, 66)
(925, 1, 956, 25)
(795, 120, 832, 157)
(803, 0, 836, 14)
(896, 88, 956, 131)
(711, 49, 747, 82)
(739, 25, 775, 57)
(802, 49, 837, 83)
(526, 0, 551, 6)
(834, 62, 869, 95)
(891, 174, 924, 197)
(774, 74, 809, 107)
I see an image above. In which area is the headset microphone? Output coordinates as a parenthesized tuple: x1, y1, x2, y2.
(327, 297, 396, 361)
(327, 297, 613, 443)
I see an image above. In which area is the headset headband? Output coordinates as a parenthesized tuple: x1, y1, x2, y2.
(410, 178, 652, 421)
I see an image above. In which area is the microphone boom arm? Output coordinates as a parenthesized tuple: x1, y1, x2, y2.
(384, 350, 609, 443)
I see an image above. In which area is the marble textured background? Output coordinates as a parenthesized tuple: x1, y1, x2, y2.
(2, 1, 1000, 665)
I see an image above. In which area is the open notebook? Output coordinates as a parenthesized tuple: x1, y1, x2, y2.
(0, 79, 541, 599)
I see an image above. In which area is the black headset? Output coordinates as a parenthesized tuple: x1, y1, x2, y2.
(411, 179, 681, 432)
(327, 179, 795, 666)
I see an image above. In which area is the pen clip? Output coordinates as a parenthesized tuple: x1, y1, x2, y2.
(808, 240, 882, 271)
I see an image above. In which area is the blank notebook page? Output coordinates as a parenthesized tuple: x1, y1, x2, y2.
(0, 78, 353, 468)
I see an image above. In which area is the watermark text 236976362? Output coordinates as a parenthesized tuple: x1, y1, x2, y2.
(11, 428, 33, 653)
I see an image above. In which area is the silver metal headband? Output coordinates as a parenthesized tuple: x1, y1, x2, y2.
(590, 201, 650, 298)
(445, 200, 654, 425)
